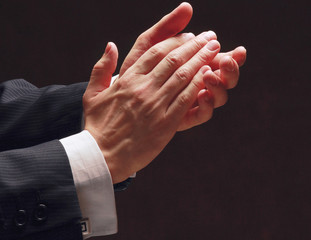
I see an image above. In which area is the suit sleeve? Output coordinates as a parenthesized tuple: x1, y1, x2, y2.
(0, 79, 88, 239)
(0, 79, 88, 152)
(0, 141, 83, 239)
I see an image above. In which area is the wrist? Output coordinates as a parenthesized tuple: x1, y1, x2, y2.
(85, 127, 129, 184)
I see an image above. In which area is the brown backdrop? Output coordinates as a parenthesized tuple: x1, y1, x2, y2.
(1, 0, 310, 239)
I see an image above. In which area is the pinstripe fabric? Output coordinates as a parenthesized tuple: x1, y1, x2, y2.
(0, 79, 88, 151)
(0, 79, 88, 239)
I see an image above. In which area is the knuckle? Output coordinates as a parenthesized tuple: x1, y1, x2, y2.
(178, 93, 192, 106)
(197, 50, 210, 63)
(115, 74, 135, 90)
(175, 67, 192, 82)
(191, 79, 204, 91)
(148, 46, 165, 60)
(132, 88, 144, 103)
(115, 78, 127, 90)
(137, 32, 148, 43)
(165, 52, 182, 67)
(192, 37, 207, 50)
(93, 62, 100, 70)
(174, 33, 192, 45)
(93, 60, 104, 70)
(130, 83, 150, 104)
(149, 70, 164, 81)
(136, 33, 152, 49)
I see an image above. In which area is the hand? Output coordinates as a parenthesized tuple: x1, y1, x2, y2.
(178, 46, 247, 131)
(116, 2, 247, 131)
(83, 33, 221, 183)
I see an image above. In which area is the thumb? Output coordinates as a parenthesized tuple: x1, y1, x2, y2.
(87, 42, 118, 96)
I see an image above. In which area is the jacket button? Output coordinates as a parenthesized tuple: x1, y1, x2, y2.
(33, 204, 48, 223)
(14, 209, 27, 228)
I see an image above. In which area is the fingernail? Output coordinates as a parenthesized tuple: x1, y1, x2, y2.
(206, 40, 219, 51)
(201, 65, 210, 74)
(105, 42, 111, 54)
(200, 31, 216, 41)
(206, 70, 218, 86)
(236, 46, 246, 52)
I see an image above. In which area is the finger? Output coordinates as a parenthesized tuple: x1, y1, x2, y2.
(177, 89, 214, 131)
(203, 70, 228, 108)
(189, 65, 212, 108)
(120, 2, 193, 76)
(86, 42, 118, 97)
(158, 38, 220, 105)
(150, 31, 217, 87)
(209, 46, 247, 70)
(231, 46, 247, 66)
(166, 65, 211, 124)
(217, 56, 240, 89)
(133, 32, 195, 75)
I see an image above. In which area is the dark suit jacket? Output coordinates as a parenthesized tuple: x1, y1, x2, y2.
(0, 79, 88, 240)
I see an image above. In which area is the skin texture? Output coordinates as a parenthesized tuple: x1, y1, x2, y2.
(118, 2, 246, 129)
(83, 2, 247, 183)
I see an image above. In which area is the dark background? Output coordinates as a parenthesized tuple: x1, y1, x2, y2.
(0, 0, 310, 239)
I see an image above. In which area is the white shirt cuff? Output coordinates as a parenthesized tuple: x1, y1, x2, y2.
(60, 130, 117, 238)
